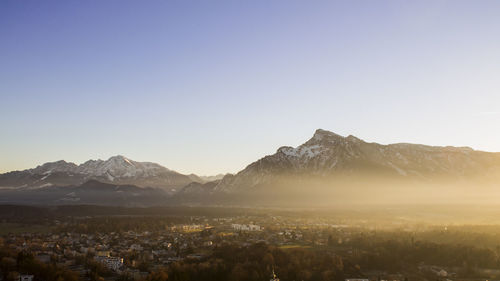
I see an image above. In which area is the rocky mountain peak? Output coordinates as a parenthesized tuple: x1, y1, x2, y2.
(346, 135, 362, 142)
(31, 160, 78, 174)
(210, 128, 500, 194)
(1, 155, 205, 191)
(107, 155, 133, 165)
(312, 129, 344, 141)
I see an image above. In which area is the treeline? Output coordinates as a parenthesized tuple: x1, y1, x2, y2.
(335, 231, 500, 272)
(351, 239, 497, 271)
(0, 248, 79, 281)
(139, 238, 500, 281)
(139, 242, 361, 281)
(416, 226, 500, 250)
(0, 205, 270, 222)
(345, 226, 500, 250)
(57, 216, 193, 233)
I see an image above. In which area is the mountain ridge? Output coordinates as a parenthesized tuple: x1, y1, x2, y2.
(203, 129, 500, 197)
(0, 155, 218, 192)
(0, 179, 168, 206)
(2, 129, 500, 206)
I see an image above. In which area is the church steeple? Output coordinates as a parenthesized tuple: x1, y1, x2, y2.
(270, 268, 280, 281)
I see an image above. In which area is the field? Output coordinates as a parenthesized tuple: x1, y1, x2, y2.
(0, 223, 53, 235)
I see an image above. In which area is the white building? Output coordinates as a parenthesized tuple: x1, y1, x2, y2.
(95, 256, 124, 271)
(232, 224, 262, 231)
(19, 275, 34, 281)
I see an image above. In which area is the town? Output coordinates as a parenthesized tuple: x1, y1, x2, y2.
(2, 206, 500, 281)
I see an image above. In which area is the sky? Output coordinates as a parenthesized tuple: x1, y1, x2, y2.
(1, 0, 500, 175)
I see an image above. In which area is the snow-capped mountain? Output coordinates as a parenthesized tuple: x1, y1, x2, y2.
(208, 129, 500, 194)
(4, 130, 500, 206)
(0, 155, 201, 192)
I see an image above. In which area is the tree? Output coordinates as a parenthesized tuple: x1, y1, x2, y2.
(146, 269, 169, 281)
(230, 263, 247, 281)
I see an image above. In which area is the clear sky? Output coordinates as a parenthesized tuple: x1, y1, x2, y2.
(1, 0, 500, 175)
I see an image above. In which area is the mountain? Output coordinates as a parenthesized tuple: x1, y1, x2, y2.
(3, 130, 500, 207)
(0, 155, 201, 192)
(197, 174, 226, 182)
(171, 180, 222, 205)
(0, 180, 168, 206)
(185, 174, 226, 183)
(177, 129, 500, 206)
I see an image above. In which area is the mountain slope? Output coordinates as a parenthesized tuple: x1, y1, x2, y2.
(0, 155, 200, 192)
(0, 180, 168, 206)
(193, 129, 500, 205)
(3, 130, 500, 206)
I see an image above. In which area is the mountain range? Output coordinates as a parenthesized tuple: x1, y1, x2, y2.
(213, 129, 500, 190)
(2, 129, 500, 206)
(170, 129, 500, 206)
(0, 155, 224, 193)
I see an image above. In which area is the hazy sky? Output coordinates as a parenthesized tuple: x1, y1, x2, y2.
(1, 0, 500, 175)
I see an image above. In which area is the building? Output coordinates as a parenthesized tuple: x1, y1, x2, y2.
(232, 224, 262, 231)
(95, 255, 124, 271)
(19, 275, 34, 281)
(270, 269, 279, 281)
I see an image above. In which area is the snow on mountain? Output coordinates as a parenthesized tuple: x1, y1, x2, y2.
(4, 129, 500, 206)
(76, 155, 171, 179)
(0, 156, 202, 191)
(31, 160, 79, 175)
(211, 129, 500, 193)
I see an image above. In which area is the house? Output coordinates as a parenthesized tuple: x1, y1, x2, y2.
(232, 224, 262, 231)
(95, 256, 124, 271)
(19, 275, 34, 281)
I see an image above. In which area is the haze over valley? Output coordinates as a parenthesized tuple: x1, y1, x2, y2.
(2, 1, 500, 281)
(2, 129, 499, 207)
